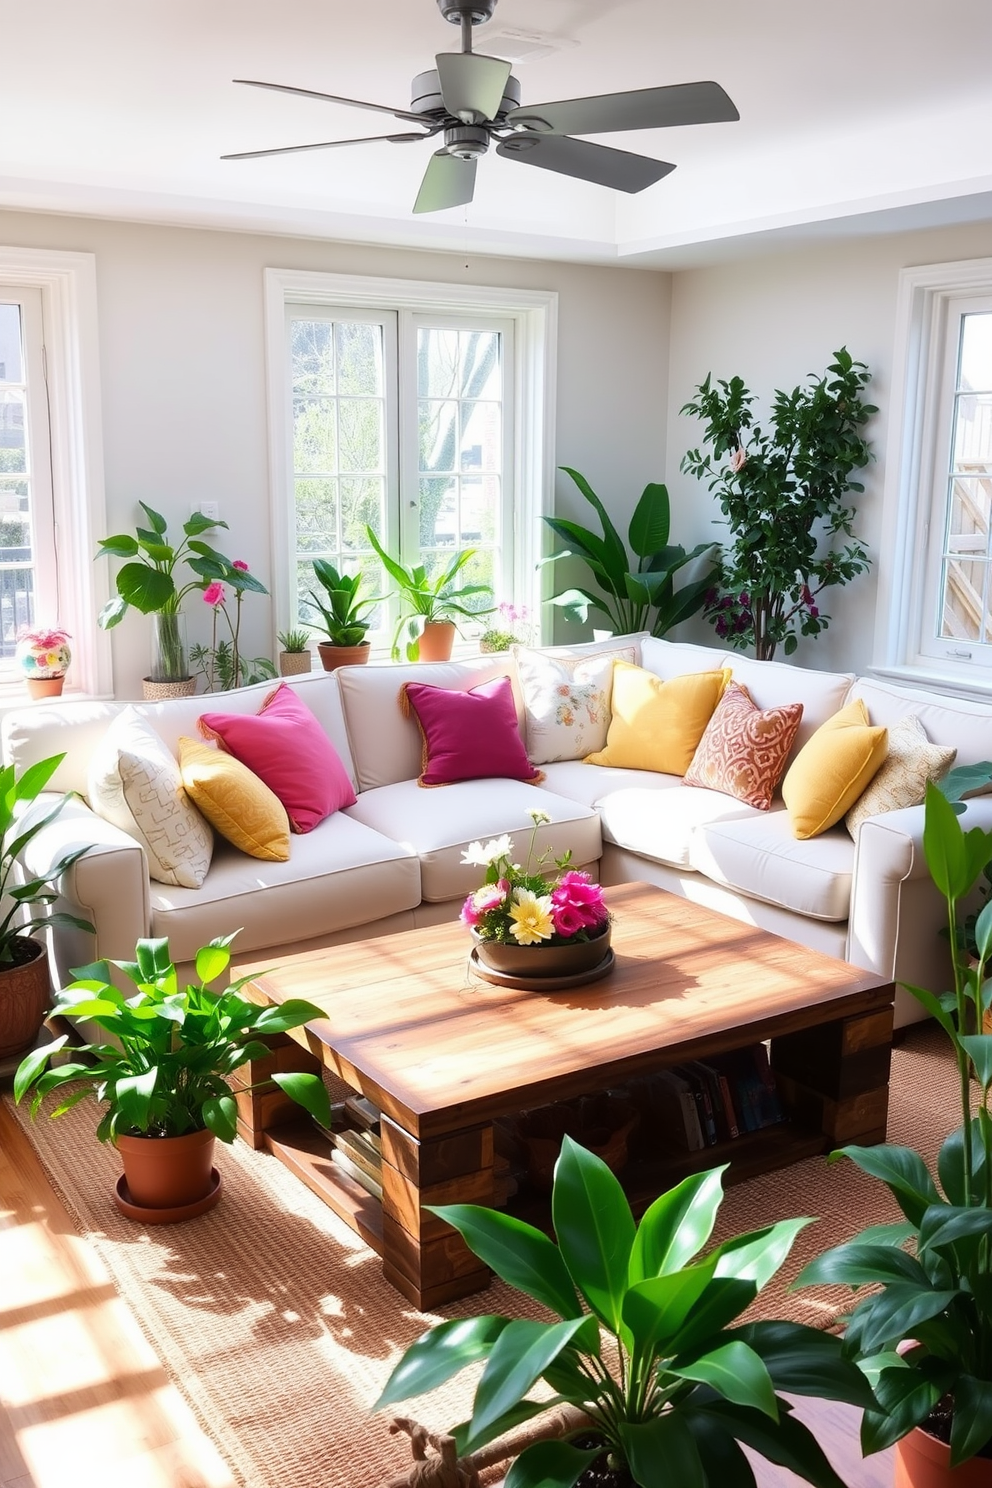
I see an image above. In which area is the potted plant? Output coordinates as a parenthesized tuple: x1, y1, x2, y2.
(680, 348, 876, 659)
(0, 753, 94, 1059)
(277, 627, 312, 677)
(189, 569, 276, 692)
(366, 527, 494, 662)
(15, 625, 72, 699)
(96, 503, 267, 699)
(14, 932, 332, 1220)
(541, 468, 717, 639)
(798, 781, 992, 1483)
(304, 558, 380, 671)
(479, 602, 532, 653)
(374, 1140, 873, 1487)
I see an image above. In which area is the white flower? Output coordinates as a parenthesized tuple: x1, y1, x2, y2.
(461, 834, 514, 867)
(528, 809, 551, 828)
(461, 840, 489, 866)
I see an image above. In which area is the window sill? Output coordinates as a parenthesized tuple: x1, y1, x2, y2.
(868, 664, 992, 704)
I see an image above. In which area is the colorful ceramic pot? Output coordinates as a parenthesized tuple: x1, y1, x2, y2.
(16, 634, 71, 681)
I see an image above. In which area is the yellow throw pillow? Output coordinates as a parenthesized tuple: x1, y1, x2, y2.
(585, 662, 730, 775)
(178, 736, 290, 862)
(782, 700, 889, 840)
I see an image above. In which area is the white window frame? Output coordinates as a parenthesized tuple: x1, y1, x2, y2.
(0, 248, 111, 701)
(264, 268, 557, 649)
(875, 257, 992, 699)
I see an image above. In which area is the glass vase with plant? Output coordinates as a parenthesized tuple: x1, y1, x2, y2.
(798, 782, 992, 1474)
(189, 566, 276, 692)
(680, 348, 876, 660)
(366, 526, 493, 661)
(541, 468, 717, 639)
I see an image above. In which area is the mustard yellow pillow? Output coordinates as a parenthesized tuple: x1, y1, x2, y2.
(781, 700, 889, 840)
(178, 736, 290, 862)
(585, 663, 730, 775)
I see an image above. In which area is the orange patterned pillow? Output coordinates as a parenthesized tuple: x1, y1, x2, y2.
(684, 682, 804, 810)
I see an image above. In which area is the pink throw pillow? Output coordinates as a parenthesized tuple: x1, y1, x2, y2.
(402, 676, 543, 788)
(199, 683, 356, 832)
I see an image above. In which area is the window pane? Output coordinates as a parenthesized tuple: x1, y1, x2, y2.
(947, 477, 991, 555)
(291, 321, 335, 396)
(460, 401, 500, 471)
(941, 557, 991, 641)
(295, 477, 338, 552)
(419, 399, 458, 474)
(338, 399, 383, 474)
(293, 399, 336, 474)
(0, 390, 26, 474)
(460, 331, 500, 400)
(953, 392, 992, 465)
(421, 328, 459, 398)
(340, 476, 384, 550)
(959, 312, 992, 393)
(336, 322, 382, 396)
(0, 305, 23, 384)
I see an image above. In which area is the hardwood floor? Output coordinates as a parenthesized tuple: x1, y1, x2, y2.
(0, 1097, 895, 1488)
(0, 1100, 235, 1488)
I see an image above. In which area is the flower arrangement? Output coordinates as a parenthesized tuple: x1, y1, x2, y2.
(189, 561, 276, 691)
(15, 625, 72, 679)
(460, 810, 608, 947)
(478, 601, 531, 653)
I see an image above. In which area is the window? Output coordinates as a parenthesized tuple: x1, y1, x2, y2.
(0, 249, 110, 699)
(877, 259, 992, 695)
(265, 270, 556, 652)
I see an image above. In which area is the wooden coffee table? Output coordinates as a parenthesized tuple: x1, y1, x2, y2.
(234, 882, 894, 1309)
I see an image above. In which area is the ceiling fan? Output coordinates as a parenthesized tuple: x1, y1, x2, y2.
(222, 0, 739, 214)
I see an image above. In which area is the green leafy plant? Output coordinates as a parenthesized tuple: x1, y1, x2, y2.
(277, 628, 311, 654)
(0, 754, 94, 965)
(14, 933, 332, 1142)
(680, 348, 876, 659)
(365, 527, 494, 661)
(189, 568, 275, 692)
(541, 468, 717, 641)
(304, 558, 381, 648)
(798, 782, 992, 1466)
(375, 1140, 872, 1488)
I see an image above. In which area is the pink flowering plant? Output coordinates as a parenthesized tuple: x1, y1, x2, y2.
(190, 560, 275, 692)
(460, 810, 609, 947)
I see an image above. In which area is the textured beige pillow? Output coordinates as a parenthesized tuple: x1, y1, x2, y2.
(845, 713, 956, 839)
(88, 707, 213, 888)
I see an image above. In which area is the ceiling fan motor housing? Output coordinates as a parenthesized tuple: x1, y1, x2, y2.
(436, 0, 498, 24)
(410, 67, 520, 120)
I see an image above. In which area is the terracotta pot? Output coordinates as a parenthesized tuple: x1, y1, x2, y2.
(116, 1127, 217, 1210)
(896, 1427, 992, 1486)
(318, 641, 371, 672)
(0, 938, 51, 1058)
(25, 675, 66, 700)
(279, 650, 312, 676)
(416, 621, 456, 662)
(472, 922, 611, 979)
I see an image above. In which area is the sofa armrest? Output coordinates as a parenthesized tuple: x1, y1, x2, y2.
(848, 796, 992, 994)
(17, 794, 150, 991)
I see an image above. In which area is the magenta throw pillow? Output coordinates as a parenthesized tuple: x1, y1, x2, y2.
(199, 683, 356, 832)
(402, 676, 543, 787)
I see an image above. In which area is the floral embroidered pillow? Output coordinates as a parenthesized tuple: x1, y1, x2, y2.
(512, 646, 635, 765)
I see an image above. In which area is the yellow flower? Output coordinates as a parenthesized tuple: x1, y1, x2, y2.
(509, 889, 555, 945)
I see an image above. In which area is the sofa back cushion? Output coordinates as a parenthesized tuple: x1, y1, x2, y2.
(847, 677, 992, 771)
(640, 636, 731, 680)
(337, 656, 515, 791)
(720, 654, 854, 757)
(2, 698, 125, 794)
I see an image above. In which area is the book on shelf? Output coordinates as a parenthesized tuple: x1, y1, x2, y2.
(332, 1128, 382, 1182)
(651, 1068, 705, 1152)
(344, 1094, 381, 1133)
(677, 1063, 717, 1145)
(330, 1147, 383, 1200)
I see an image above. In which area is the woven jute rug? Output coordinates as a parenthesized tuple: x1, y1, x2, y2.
(5, 1024, 959, 1488)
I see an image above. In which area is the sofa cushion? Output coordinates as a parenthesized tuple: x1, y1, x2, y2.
(148, 813, 421, 963)
(179, 736, 290, 862)
(200, 682, 356, 832)
(594, 784, 762, 869)
(87, 707, 213, 889)
(540, 760, 682, 809)
(845, 714, 956, 839)
(513, 644, 635, 763)
(782, 700, 888, 839)
(846, 677, 992, 773)
(585, 663, 730, 774)
(402, 675, 542, 786)
(640, 636, 730, 680)
(691, 811, 855, 921)
(345, 778, 601, 902)
(684, 682, 803, 809)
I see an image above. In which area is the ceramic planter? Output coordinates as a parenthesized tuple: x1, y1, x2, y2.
(895, 1427, 992, 1486)
(472, 922, 610, 979)
(318, 641, 371, 671)
(115, 1127, 221, 1221)
(0, 938, 51, 1058)
(25, 675, 66, 700)
(416, 621, 456, 662)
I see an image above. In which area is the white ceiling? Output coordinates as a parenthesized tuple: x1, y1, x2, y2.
(4, 0, 992, 268)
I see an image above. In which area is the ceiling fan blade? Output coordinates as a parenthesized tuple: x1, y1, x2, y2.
(233, 78, 428, 126)
(496, 133, 674, 193)
(413, 151, 477, 213)
(435, 53, 512, 124)
(222, 132, 429, 161)
(506, 81, 739, 136)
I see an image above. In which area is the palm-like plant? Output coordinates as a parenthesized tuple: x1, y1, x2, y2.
(541, 468, 717, 639)
(366, 527, 493, 661)
(375, 1139, 872, 1488)
(305, 558, 381, 648)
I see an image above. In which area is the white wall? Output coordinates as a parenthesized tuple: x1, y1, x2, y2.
(666, 220, 992, 675)
(0, 210, 671, 697)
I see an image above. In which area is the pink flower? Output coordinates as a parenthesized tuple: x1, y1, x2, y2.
(233, 559, 249, 572)
(460, 881, 509, 927)
(729, 445, 747, 473)
(550, 870, 607, 938)
(203, 582, 225, 607)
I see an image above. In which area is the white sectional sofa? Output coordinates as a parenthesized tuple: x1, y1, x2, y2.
(5, 632, 992, 1027)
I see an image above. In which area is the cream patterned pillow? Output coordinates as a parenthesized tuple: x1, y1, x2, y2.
(845, 713, 956, 839)
(512, 645, 635, 764)
(88, 707, 213, 888)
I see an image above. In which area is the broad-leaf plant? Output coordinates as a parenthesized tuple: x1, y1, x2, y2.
(0, 752, 93, 965)
(799, 782, 992, 1467)
(366, 526, 493, 661)
(541, 467, 716, 639)
(375, 1138, 872, 1488)
(15, 934, 332, 1143)
(304, 557, 382, 648)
